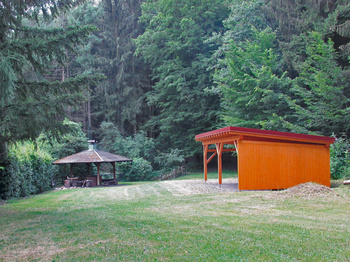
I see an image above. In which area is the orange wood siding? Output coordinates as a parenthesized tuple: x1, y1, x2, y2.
(237, 140, 330, 190)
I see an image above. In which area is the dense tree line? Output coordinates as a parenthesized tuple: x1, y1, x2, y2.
(66, 0, 350, 153)
(211, 0, 350, 134)
(1, 0, 350, 198)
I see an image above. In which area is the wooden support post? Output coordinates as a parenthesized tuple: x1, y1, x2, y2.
(70, 164, 74, 178)
(87, 163, 90, 177)
(203, 144, 208, 181)
(216, 143, 223, 185)
(96, 163, 101, 186)
(234, 140, 239, 155)
(112, 162, 116, 180)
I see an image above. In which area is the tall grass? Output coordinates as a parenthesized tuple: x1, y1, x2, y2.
(0, 173, 349, 261)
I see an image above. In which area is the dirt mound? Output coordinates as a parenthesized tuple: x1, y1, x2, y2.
(276, 182, 338, 199)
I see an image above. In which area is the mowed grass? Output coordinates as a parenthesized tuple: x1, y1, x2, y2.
(0, 172, 349, 261)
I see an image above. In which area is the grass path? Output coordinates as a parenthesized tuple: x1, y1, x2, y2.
(0, 174, 350, 261)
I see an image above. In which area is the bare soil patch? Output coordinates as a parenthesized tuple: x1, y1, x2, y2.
(1, 244, 65, 261)
(161, 178, 239, 194)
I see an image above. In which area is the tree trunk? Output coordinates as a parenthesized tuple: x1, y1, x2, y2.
(0, 142, 8, 165)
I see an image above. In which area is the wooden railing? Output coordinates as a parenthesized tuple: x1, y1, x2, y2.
(156, 166, 187, 181)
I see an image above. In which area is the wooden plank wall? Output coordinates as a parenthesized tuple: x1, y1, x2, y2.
(237, 140, 330, 190)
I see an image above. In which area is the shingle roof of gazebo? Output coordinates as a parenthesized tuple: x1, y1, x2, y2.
(53, 149, 132, 164)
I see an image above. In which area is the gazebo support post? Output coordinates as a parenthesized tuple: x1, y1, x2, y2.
(96, 163, 101, 186)
(216, 143, 223, 185)
(112, 162, 116, 180)
(203, 144, 208, 182)
(70, 164, 74, 178)
(87, 163, 90, 177)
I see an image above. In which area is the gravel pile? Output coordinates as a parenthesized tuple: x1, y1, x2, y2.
(272, 182, 339, 199)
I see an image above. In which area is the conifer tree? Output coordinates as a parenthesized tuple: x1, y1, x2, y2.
(0, 0, 102, 164)
(215, 26, 294, 131)
(289, 32, 350, 136)
(266, 0, 350, 136)
(135, 0, 230, 155)
(93, 0, 151, 136)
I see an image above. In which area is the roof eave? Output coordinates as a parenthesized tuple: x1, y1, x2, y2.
(195, 127, 335, 145)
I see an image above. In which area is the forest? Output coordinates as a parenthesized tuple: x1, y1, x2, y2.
(1, 0, 350, 198)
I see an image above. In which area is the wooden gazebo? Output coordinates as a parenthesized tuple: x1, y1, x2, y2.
(195, 126, 335, 190)
(53, 148, 132, 186)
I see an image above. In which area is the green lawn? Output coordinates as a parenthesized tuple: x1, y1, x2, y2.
(0, 173, 349, 261)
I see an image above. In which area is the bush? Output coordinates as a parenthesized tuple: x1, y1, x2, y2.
(99, 122, 156, 163)
(0, 141, 56, 199)
(38, 119, 88, 184)
(99, 121, 185, 176)
(330, 136, 350, 179)
(117, 158, 156, 182)
(154, 148, 185, 173)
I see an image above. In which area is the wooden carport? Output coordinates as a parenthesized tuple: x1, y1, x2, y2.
(53, 149, 132, 186)
(195, 126, 335, 190)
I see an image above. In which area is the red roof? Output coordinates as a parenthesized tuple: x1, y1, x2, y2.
(53, 150, 132, 164)
(195, 126, 335, 145)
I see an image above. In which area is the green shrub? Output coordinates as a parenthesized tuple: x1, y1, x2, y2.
(99, 121, 185, 176)
(0, 141, 55, 199)
(330, 136, 350, 179)
(154, 148, 185, 173)
(117, 158, 156, 182)
(38, 119, 88, 184)
(99, 122, 156, 163)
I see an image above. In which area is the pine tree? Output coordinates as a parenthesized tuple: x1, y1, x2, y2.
(215, 26, 294, 131)
(56, 2, 106, 135)
(266, 0, 337, 38)
(92, 0, 151, 136)
(135, 0, 230, 156)
(290, 32, 350, 136)
(0, 0, 102, 164)
(266, 0, 350, 136)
